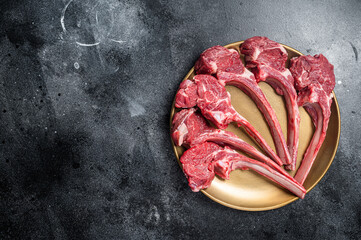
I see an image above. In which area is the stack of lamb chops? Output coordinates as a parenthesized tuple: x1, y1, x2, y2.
(171, 36, 336, 199)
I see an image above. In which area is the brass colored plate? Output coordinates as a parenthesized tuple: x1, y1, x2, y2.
(170, 41, 340, 211)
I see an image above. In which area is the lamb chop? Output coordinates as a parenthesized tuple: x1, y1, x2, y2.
(180, 141, 306, 199)
(172, 108, 300, 183)
(194, 45, 244, 75)
(175, 74, 282, 165)
(171, 108, 283, 166)
(289, 54, 335, 185)
(194, 45, 292, 166)
(240, 36, 300, 170)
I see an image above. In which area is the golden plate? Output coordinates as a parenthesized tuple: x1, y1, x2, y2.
(170, 41, 340, 211)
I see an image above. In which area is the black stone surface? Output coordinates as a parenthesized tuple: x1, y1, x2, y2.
(0, 0, 360, 239)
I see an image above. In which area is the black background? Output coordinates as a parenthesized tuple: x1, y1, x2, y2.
(1, 0, 360, 239)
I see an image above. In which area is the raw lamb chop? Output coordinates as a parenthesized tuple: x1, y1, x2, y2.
(171, 108, 283, 166)
(194, 46, 291, 166)
(194, 45, 244, 75)
(240, 36, 288, 71)
(289, 54, 335, 185)
(175, 74, 281, 165)
(180, 142, 306, 199)
(240, 36, 300, 170)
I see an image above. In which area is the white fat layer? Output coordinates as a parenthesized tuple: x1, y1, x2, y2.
(241, 68, 255, 79)
(229, 49, 238, 54)
(252, 48, 261, 60)
(211, 111, 224, 123)
(176, 123, 188, 146)
(210, 61, 218, 73)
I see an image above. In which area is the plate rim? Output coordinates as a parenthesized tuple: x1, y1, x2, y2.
(169, 40, 341, 211)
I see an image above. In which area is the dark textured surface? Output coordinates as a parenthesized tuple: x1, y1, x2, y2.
(0, 0, 360, 239)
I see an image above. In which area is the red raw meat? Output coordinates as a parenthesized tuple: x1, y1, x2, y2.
(180, 142, 306, 199)
(195, 45, 291, 166)
(175, 74, 282, 165)
(194, 45, 244, 75)
(240, 36, 288, 71)
(241, 36, 300, 170)
(181, 142, 221, 192)
(290, 54, 335, 185)
(171, 108, 213, 147)
(171, 108, 283, 166)
(175, 79, 198, 108)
